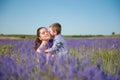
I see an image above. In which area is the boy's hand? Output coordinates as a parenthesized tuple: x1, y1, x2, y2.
(45, 49, 50, 53)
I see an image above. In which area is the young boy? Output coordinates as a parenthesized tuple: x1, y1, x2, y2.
(45, 23, 68, 56)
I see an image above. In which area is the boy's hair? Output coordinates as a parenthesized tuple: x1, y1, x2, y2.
(50, 23, 61, 35)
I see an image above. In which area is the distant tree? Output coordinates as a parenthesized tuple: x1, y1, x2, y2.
(0, 34, 4, 36)
(112, 32, 115, 35)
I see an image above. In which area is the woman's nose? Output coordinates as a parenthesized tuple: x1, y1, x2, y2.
(45, 32, 49, 35)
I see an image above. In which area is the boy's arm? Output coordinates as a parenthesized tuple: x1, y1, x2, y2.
(51, 39, 60, 51)
(45, 39, 62, 54)
(45, 41, 58, 53)
(45, 48, 50, 53)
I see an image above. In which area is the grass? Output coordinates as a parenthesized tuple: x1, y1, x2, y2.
(88, 48, 120, 75)
(0, 43, 13, 55)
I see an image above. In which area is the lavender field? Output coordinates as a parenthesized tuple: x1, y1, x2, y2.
(0, 38, 120, 80)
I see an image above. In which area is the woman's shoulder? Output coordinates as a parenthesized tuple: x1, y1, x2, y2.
(49, 39, 53, 48)
(49, 38, 53, 42)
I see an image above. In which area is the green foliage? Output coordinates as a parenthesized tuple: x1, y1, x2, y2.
(69, 46, 120, 75)
(0, 43, 13, 55)
(1, 34, 120, 38)
(0, 34, 105, 39)
(112, 32, 115, 35)
(65, 35, 104, 38)
(0, 34, 36, 38)
(89, 48, 120, 75)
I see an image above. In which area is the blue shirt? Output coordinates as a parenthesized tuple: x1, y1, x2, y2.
(49, 34, 68, 56)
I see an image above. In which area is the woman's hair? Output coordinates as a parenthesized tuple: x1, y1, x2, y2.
(50, 23, 61, 35)
(34, 27, 46, 51)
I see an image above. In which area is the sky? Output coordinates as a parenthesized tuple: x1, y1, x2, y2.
(0, 0, 120, 35)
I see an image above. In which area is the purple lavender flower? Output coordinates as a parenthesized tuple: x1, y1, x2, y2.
(0, 38, 120, 80)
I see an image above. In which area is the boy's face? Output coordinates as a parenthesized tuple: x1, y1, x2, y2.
(49, 28, 56, 37)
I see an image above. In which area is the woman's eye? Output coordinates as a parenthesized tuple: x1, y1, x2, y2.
(41, 31, 48, 35)
(42, 32, 45, 35)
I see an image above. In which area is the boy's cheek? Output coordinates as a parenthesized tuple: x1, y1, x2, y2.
(50, 32, 53, 35)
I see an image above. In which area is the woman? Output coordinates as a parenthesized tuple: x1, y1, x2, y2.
(34, 27, 54, 63)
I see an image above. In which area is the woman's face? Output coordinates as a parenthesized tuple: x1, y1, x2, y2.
(39, 28, 51, 41)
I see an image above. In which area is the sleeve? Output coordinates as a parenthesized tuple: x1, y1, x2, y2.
(49, 39, 58, 53)
(49, 39, 64, 53)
